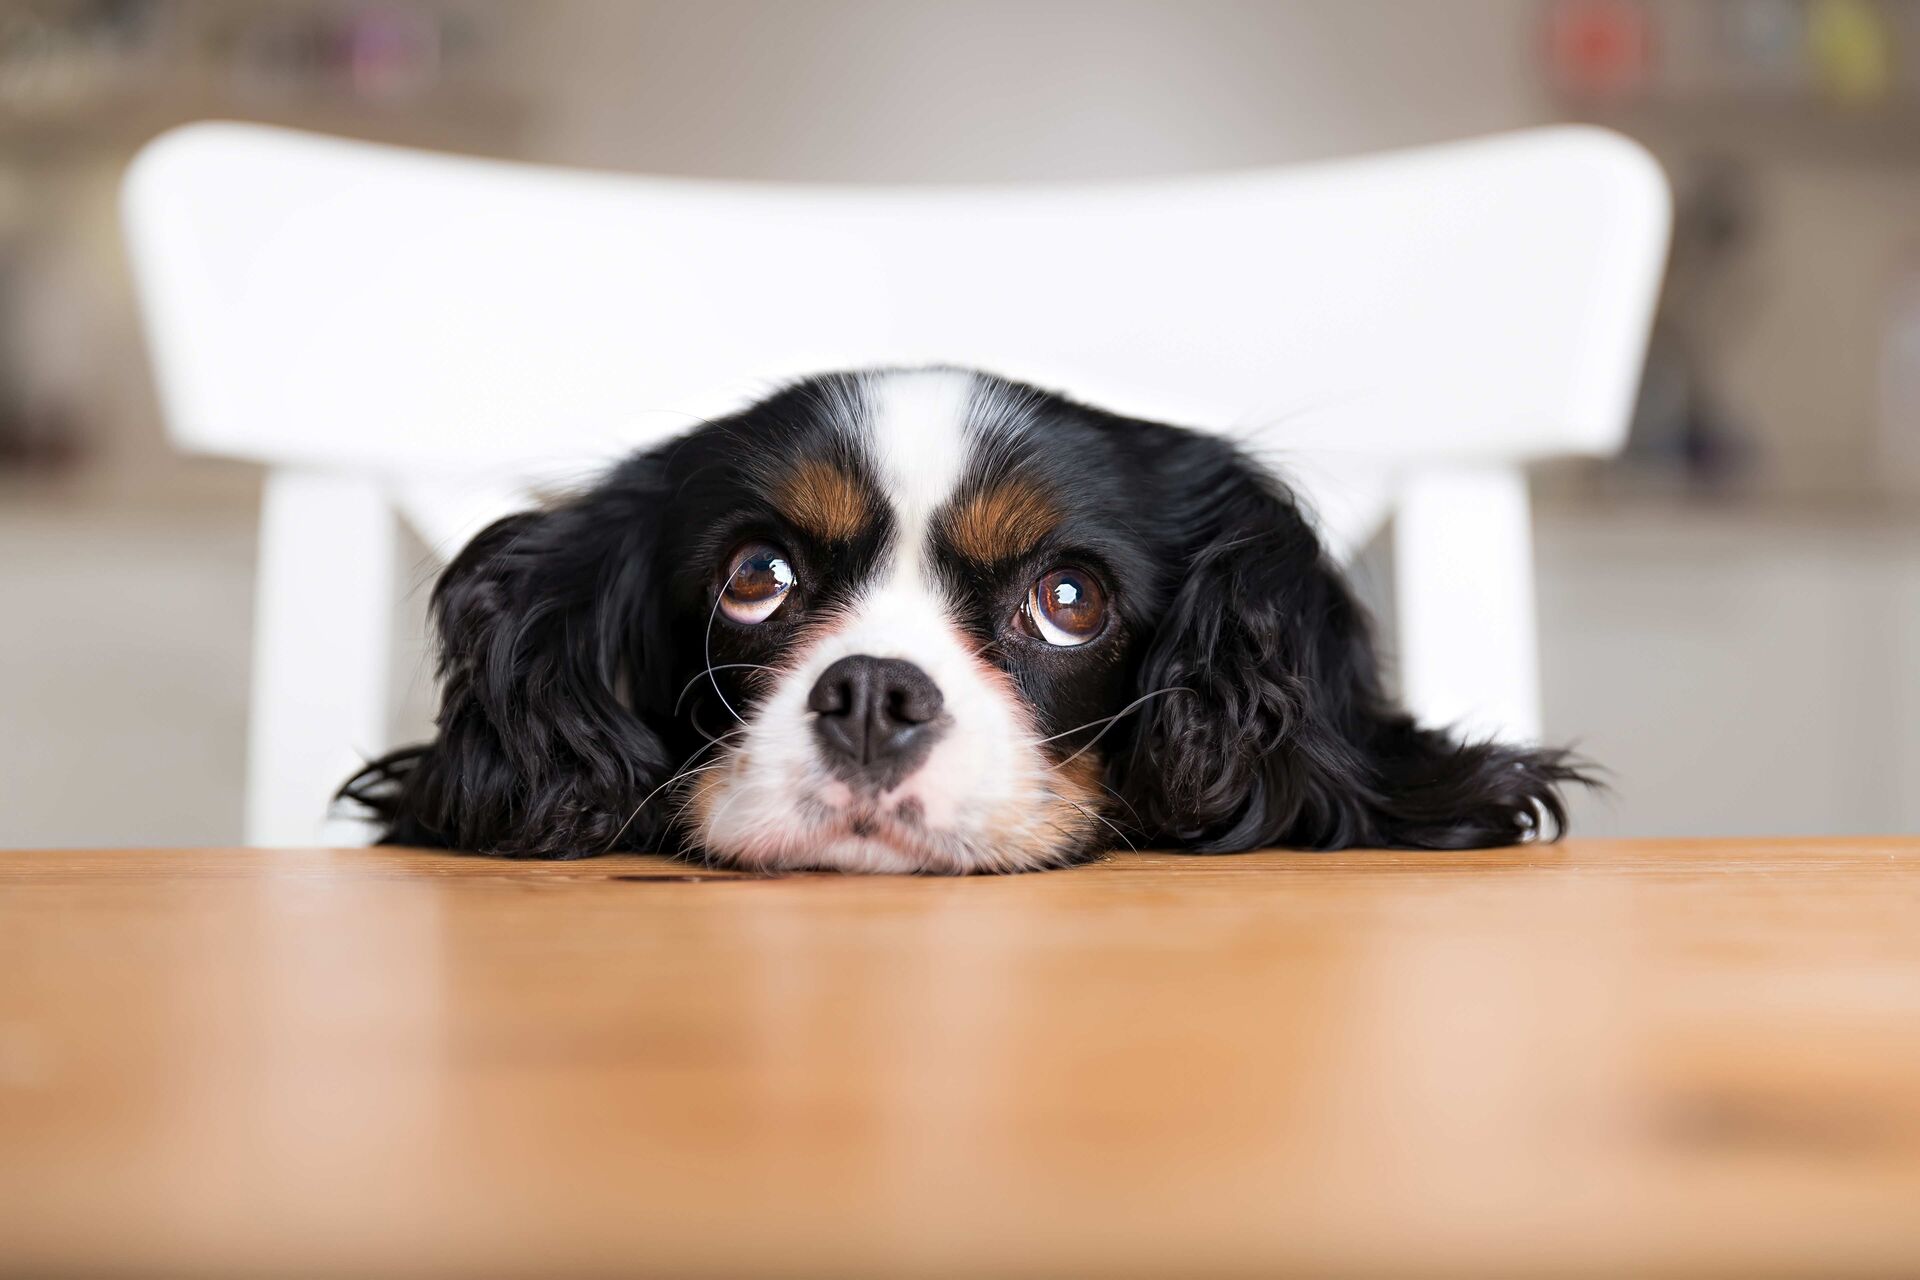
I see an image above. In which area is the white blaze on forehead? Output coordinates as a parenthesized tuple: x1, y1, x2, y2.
(862, 368, 977, 583)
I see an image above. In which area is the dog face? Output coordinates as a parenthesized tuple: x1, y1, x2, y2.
(674, 371, 1134, 872)
(346, 368, 1584, 872)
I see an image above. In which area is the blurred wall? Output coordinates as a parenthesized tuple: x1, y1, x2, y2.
(1700, 161, 1920, 501)
(509, 1, 1548, 181)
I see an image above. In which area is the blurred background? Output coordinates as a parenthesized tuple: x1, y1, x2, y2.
(2, 0, 1917, 847)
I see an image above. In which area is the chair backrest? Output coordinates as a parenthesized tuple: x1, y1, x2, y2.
(122, 122, 1668, 846)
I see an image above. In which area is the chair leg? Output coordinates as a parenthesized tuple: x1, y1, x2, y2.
(1392, 464, 1543, 744)
(246, 470, 395, 846)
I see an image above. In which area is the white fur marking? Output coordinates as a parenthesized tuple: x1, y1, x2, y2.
(863, 368, 976, 588)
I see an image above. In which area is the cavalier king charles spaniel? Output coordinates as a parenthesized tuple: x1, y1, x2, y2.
(343, 367, 1587, 873)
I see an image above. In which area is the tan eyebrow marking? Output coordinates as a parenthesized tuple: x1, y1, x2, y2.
(944, 478, 1058, 564)
(775, 459, 872, 542)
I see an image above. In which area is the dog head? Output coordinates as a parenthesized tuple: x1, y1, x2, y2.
(345, 368, 1584, 872)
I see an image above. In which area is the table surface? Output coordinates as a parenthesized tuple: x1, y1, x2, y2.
(3, 839, 1918, 1278)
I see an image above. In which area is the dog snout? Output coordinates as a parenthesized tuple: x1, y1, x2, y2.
(808, 655, 945, 785)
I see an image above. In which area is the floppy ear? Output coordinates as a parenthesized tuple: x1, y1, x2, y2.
(1117, 435, 1588, 852)
(340, 462, 676, 857)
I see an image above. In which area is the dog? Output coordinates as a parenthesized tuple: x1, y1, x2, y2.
(342, 367, 1587, 873)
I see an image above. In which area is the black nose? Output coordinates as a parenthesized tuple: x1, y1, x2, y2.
(808, 655, 946, 786)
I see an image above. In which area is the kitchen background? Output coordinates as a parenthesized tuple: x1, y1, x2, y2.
(4, 0, 1918, 845)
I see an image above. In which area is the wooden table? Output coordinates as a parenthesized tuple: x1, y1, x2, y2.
(3, 840, 1918, 1277)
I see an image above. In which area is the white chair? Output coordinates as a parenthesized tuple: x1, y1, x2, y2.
(122, 122, 1669, 847)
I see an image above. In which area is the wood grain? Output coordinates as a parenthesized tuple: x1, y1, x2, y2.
(3, 838, 1919, 1277)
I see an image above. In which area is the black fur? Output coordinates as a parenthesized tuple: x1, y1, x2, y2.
(1115, 425, 1584, 851)
(342, 456, 680, 857)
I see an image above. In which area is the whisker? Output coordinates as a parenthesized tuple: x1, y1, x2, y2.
(689, 698, 752, 748)
(703, 563, 750, 725)
(1033, 686, 1195, 773)
(599, 737, 735, 854)
(674, 663, 775, 716)
(1091, 776, 1146, 831)
(1033, 687, 1193, 749)
(1059, 793, 1135, 856)
(664, 769, 727, 829)
(697, 773, 764, 852)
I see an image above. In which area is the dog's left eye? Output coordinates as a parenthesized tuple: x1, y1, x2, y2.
(720, 542, 796, 624)
(1020, 568, 1108, 646)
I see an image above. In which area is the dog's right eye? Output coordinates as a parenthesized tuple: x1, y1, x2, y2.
(720, 542, 796, 624)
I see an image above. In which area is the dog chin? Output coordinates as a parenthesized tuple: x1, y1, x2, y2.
(706, 804, 963, 875)
(703, 794, 1077, 876)
(760, 834, 944, 875)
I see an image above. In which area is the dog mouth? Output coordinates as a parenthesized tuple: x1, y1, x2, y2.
(809, 790, 934, 850)
(700, 785, 953, 873)
(686, 672, 1103, 873)
(694, 772, 1096, 875)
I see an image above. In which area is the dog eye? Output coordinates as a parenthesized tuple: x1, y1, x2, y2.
(1022, 568, 1107, 646)
(720, 542, 796, 624)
